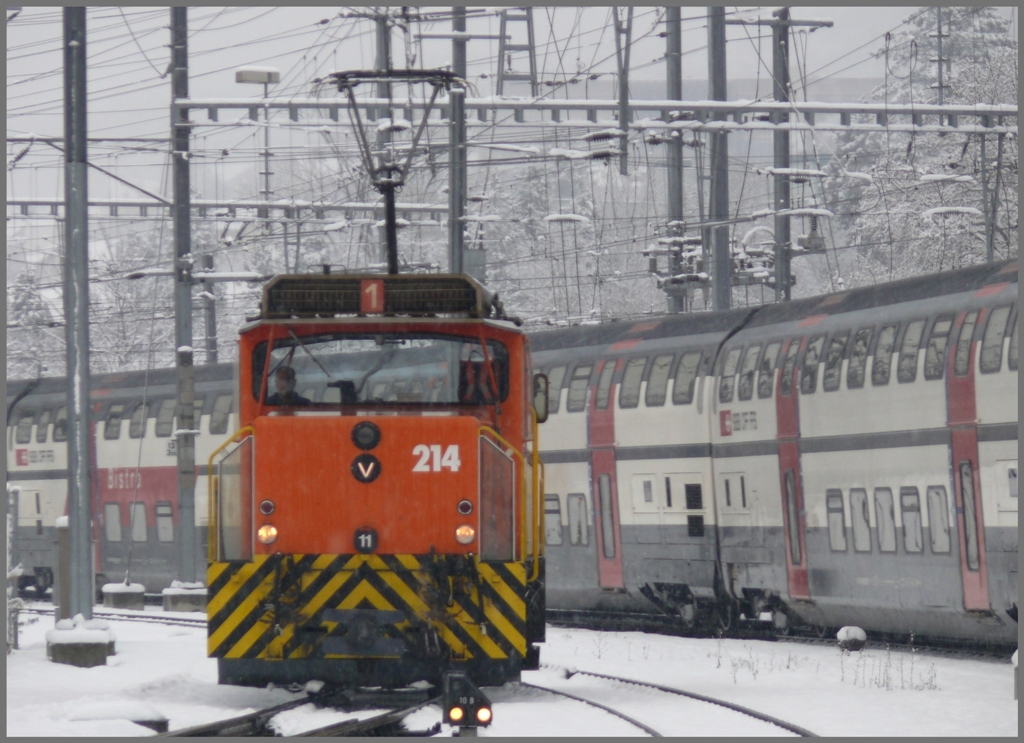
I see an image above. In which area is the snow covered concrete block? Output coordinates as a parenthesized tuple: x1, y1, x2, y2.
(102, 582, 145, 610)
(162, 581, 207, 612)
(837, 625, 867, 651)
(45, 615, 115, 667)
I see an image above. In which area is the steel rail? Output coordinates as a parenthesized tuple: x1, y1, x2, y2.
(521, 681, 661, 737)
(567, 668, 818, 737)
(22, 606, 206, 628)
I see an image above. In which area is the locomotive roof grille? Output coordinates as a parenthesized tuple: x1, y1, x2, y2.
(262, 274, 492, 319)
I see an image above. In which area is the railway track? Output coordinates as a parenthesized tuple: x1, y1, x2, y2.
(160, 696, 440, 737)
(528, 668, 817, 737)
(20, 605, 207, 629)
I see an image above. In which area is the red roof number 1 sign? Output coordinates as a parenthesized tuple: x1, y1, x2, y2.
(361, 279, 384, 314)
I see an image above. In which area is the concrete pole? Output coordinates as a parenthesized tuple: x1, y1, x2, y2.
(171, 7, 197, 582)
(201, 254, 218, 364)
(448, 7, 467, 274)
(665, 6, 684, 313)
(708, 7, 731, 311)
(375, 14, 394, 269)
(62, 6, 93, 619)
(614, 7, 633, 176)
(772, 8, 792, 301)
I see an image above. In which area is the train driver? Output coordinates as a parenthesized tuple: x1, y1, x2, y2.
(266, 366, 311, 406)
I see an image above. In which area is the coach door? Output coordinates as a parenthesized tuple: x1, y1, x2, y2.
(589, 358, 624, 589)
(947, 308, 990, 611)
(776, 338, 810, 600)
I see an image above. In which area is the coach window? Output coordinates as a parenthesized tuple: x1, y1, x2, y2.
(826, 490, 846, 551)
(193, 398, 205, 434)
(545, 495, 563, 546)
(15, 411, 35, 445)
(210, 394, 234, 435)
(847, 328, 873, 389)
(960, 462, 980, 570)
(757, 342, 781, 399)
(595, 361, 616, 409)
(737, 344, 761, 401)
(897, 320, 926, 383)
(954, 311, 979, 377)
(926, 486, 951, 553)
(822, 333, 849, 392)
(156, 502, 174, 542)
(849, 488, 871, 552)
(546, 365, 566, 415)
(800, 335, 825, 395)
(104, 404, 126, 440)
(924, 316, 954, 380)
(130, 503, 147, 542)
(53, 407, 68, 442)
(566, 364, 593, 412)
(155, 399, 176, 437)
(35, 410, 50, 444)
(672, 351, 702, 405)
(567, 493, 588, 546)
(980, 305, 1011, 373)
(900, 487, 923, 553)
(872, 324, 899, 386)
(128, 402, 148, 439)
(646, 354, 674, 407)
(784, 470, 801, 564)
(874, 488, 896, 553)
(718, 347, 742, 403)
(104, 503, 122, 543)
(1008, 311, 1017, 370)
(688, 514, 705, 538)
(619, 357, 647, 409)
(779, 341, 800, 397)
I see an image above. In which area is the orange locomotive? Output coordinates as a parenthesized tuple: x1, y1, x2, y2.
(206, 274, 547, 688)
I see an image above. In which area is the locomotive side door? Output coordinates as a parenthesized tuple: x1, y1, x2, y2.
(588, 358, 625, 589)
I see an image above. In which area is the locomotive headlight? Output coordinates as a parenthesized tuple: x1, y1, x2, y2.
(257, 524, 278, 544)
(455, 525, 476, 545)
(449, 706, 464, 723)
(476, 707, 492, 724)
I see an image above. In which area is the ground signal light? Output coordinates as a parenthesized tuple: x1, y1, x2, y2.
(442, 669, 492, 730)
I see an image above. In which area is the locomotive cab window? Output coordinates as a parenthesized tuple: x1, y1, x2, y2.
(980, 305, 1011, 373)
(252, 332, 509, 408)
(672, 351, 702, 405)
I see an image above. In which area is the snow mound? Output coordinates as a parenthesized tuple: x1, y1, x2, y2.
(103, 582, 146, 594)
(55, 515, 68, 528)
(837, 625, 867, 650)
(66, 700, 165, 723)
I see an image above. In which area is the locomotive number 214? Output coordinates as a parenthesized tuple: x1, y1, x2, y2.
(412, 444, 461, 472)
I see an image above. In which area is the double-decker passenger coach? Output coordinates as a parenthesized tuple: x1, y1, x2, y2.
(205, 273, 546, 688)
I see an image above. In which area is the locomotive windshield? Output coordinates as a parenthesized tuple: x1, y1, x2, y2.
(252, 331, 509, 406)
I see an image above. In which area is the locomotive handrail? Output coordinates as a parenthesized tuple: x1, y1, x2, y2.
(531, 408, 545, 577)
(206, 426, 254, 563)
(478, 425, 535, 569)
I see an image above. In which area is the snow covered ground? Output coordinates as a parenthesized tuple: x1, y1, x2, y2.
(6, 608, 1017, 737)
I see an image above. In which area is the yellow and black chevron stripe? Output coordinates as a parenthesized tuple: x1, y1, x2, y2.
(207, 554, 531, 663)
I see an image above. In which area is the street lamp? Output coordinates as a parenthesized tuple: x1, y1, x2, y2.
(235, 67, 280, 227)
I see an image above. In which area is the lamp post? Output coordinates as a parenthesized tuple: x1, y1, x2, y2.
(235, 67, 280, 233)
